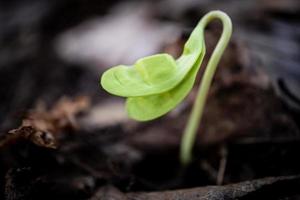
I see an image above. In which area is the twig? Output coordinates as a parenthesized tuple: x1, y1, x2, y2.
(217, 145, 227, 185)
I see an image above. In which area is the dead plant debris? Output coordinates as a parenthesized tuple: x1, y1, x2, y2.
(0, 96, 90, 149)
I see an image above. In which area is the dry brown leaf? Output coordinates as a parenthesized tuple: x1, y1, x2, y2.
(0, 96, 90, 149)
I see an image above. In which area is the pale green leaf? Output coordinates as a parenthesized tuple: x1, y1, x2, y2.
(101, 21, 205, 97)
(101, 54, 177, 97)
(126, 43, 206, 121)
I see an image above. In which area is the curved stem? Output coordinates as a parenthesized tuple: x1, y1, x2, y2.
(180, 11, 232, 165)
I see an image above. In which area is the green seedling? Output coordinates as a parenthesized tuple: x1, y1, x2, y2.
(101, 10, 232, 165)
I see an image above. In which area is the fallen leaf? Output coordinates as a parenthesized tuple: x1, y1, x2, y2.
(0, 96, 90, 148)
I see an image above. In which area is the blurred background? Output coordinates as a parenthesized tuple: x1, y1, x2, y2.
(1, 0, 299, 132)
(0, 0, 300, 199)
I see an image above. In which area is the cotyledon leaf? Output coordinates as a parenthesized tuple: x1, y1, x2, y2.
(101, 54, 177, 97)
(126, 42, 206, 121)
(100, 19, 206, 97)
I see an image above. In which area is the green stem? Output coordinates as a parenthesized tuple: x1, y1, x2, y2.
(180, 11, 232, 165)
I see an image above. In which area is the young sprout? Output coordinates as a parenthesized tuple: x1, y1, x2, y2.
(101, 10, 232, 165)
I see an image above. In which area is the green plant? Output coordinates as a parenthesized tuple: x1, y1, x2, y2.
(100, 10, 232, 165)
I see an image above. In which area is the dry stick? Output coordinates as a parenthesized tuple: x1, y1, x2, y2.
(217, 145, 228, 185)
